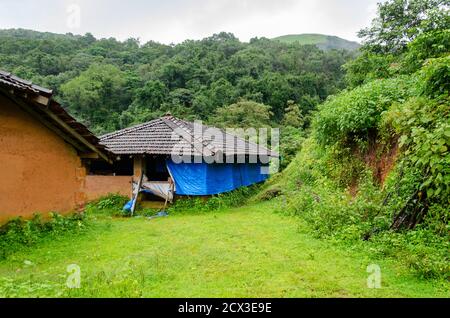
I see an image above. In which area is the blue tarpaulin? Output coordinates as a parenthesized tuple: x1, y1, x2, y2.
(166, 161, 269, 196)
(123, 198, 134, 212)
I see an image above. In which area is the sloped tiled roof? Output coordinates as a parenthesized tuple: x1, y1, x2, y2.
(0, 70, 53, 96)
(100, 116, 279, 160)
(0, 70, 112, 162)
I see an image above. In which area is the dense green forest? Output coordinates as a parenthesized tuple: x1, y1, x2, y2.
(0, 29, 353, 134)
(0, 30, 358, 168)
(261, 0, 449, 279)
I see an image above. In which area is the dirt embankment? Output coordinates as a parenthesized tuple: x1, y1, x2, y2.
(365, 139, 399, 186)
(350, 134, 399, 197)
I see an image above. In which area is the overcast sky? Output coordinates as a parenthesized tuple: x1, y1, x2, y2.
(0, 0, 383, 44)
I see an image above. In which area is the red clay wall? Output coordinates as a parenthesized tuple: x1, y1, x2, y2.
(85, 176, 132, 201)
(0, 95, 86, 223)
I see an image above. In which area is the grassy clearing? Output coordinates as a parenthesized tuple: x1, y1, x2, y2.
(0, 201, 447, 298)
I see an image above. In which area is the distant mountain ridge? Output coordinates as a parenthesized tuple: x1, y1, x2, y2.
(0, 29, 360, 51)
(273, 34, 360, 51)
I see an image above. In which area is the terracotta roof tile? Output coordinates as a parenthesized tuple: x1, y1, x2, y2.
(100, 116, 279, 160)
(0, 70, 111, 162)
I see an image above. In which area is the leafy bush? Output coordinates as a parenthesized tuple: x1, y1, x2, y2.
(419, 55, 450, 98)
(96, 194, 129, 210)
(279, 125, 305, 169)
(85, 194, 129, 217)
(344, 51, 396, 87)
(401, 30, 450, 74)
(380, 58, 450, 233)
(257, 186, 283, 201)
(269, 154, 449, 279)
(385, 97, 449, 207)
(369, 229, 449, 279)
(313, 76, 415, 147)
(168, 185, 260, 214)
(263, 47, 449, 280)
(0, 212, 88, 260)
(0, 194, 130, 260)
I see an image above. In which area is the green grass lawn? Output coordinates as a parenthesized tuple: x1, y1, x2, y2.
(0, 201, 448, 298)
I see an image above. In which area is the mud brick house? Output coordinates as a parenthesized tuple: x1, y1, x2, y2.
(0, 70, 278, 220)
(0, 70, 112, 223)
(95, 116, 278, 205)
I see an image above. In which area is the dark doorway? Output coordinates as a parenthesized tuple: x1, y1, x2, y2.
(145, 157, 170, 181)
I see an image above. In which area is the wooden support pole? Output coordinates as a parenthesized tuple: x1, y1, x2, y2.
(131, 172, 144, 217)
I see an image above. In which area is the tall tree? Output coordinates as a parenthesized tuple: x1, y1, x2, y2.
(211, 100, 273, 129)
(359, 0, 450, 54)
(61, 64, 131, 133)
(283, 101, 304, 128)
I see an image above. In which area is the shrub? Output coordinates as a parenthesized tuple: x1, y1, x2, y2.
(263, 63, 449, 279)
(0, 212, 88, 260)
(344, 51, 397, 88)
(313, 76, 415, 147)
(419, 55, 450, 98)
(370, 229, 449, 279)
(85, 194, 129, 217)
(382, 90, 449, 233)
(95, 194, 129, 210)
(279, 125, 305, 169)
(168, 185, 260, 214)
(401, 30, 450, 74)
(258, 187, 283, 201)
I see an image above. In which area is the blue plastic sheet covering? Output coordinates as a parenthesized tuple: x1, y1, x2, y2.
(166, 160, 269, 196)
(123, 199, 134, 212)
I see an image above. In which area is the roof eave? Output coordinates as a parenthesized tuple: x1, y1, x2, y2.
(0, 71, 113, 163)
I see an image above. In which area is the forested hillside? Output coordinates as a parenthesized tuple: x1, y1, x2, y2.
(0, 29, 353, 136)
(273, 34, 361, 51)
(261, 0, 449, 279)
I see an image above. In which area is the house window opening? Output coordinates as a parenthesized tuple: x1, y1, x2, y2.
(87, 157, 134, 176)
